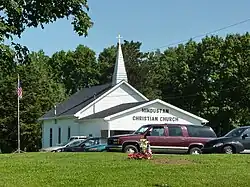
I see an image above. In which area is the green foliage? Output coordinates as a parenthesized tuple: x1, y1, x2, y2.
(138, 50, 163, 99)
(158, 33, 250, 135)
(95, 33, 250, 135)
(2, 29, 250, 151)
(1, 153, 250, 187)
(0, 0, 92, 40)
(48, 45, 100, 95)
(0, 50, 66, 153)
(0, 0, 94, 152)
(0, 0, 93, 77)
(97, 45, 117, 84)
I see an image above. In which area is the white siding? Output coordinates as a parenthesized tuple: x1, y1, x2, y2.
(108, 102, 202, 131)
(168, 107, 202, 125)
(79, 119, 108, 137)
(42, 118, 80, 148)
(77, 83, 146, 119)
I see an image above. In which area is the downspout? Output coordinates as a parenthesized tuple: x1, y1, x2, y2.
(93, 93, 96, 114)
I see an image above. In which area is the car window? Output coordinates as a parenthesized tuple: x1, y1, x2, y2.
(100, 139, 107, 144)
(84, 139, 96, 147)
(149, 126, 165, 136)
(168, 126, 183, 136)
(134, 125, 151, 135)
(69, 140, 82, 146)
(243, 128, 250, 137)
(94, 139, 99, 145)
(224, 128, 247, 137)
(187, 126, 216, 137)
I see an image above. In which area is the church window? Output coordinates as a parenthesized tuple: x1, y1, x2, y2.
(58, 127, 61, 144)
(49, 128, 53, 147)
(68, 127, 71, 140)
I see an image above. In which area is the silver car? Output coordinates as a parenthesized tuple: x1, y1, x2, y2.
(40, 139, 86, 152)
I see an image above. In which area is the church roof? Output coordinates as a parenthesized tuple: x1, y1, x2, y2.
(80, 101, 150, 120)
(41, 83, 113, 119)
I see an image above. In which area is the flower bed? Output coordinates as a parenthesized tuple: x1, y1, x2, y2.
(128, 139, 152, 160)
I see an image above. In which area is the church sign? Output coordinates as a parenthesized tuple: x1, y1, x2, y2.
(132, 107, 179, 122)
(141, 108, 169, 113)
(132, 116, 179, 122)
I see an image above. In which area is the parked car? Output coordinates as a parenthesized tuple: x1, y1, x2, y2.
(68, 135, 88, 142)
(106, 124, 217, 154)
(202, 126, 250, 154)
(40, 139, 85, 152)
(56, 137, 107, 152)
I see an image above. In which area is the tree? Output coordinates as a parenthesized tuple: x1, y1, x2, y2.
(0, 0, 93, 40)
(97, 46, 117, 84)
(0, 0, 94, 152)
(48, 45, 100, 95)
(138, 49, 163, 100)
(158, 33, 250, 135)
(0, 0, 93, 73)
(0, 51, 66, 152)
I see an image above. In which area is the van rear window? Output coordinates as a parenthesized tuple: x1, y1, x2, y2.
(187, 126, 217, 138)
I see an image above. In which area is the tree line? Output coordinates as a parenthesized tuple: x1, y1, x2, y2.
(1, 0, 250, 153)
(1, 33, 250, 152)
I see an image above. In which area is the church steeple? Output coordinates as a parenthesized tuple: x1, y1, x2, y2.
(112, 34, 128, 86)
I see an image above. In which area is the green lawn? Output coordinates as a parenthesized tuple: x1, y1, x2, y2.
(0, 153, 249, 187)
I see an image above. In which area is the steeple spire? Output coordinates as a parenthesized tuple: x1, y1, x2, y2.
(112, 34, 128, 86)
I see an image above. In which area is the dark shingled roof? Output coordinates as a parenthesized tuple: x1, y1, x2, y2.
(81, 101, 150, 120)
(42, 83, 113, 118)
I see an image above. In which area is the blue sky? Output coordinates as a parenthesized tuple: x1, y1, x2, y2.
(11, 0, 250, 56)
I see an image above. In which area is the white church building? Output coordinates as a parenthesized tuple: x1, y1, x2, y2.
(39, 35, 209, 148)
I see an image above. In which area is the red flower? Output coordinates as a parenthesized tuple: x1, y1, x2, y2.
(127, 152, 152, 160)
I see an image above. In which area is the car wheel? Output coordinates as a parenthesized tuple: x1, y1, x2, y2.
(189, 147, 202, 155)
(223, 145, 234, 154)
(123, 145, 139, 153)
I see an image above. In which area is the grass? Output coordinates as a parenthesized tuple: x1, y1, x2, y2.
(0, 153, 250, 187)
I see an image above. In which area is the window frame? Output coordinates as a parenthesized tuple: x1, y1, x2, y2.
(148, 126, 166, 136)
(242, 128, 250, 138)
(187, 126, 216, 138)
(167, 126, 183, 137)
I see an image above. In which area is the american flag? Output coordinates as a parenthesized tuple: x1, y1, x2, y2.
(17, 78, 22, 99)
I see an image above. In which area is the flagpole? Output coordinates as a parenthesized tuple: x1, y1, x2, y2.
(17, 74, 20, 153)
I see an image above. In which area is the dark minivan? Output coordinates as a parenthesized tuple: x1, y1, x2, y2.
(106, 124, 217, 154)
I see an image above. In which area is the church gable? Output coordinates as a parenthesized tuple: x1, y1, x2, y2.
(39, 83, 112, 120)
(104, 99, 209, 125)
(75, 81, 148, 119)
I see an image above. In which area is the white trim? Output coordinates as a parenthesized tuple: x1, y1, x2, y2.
(103, 99, 158, 120)
(104, 99, 209, 123)
(74, 80, 149, 118)
(74, 118, 103, 123)
(38, 115, 74, 121)
(151, 146, 188, 150)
